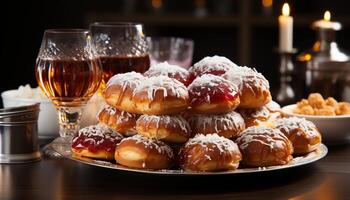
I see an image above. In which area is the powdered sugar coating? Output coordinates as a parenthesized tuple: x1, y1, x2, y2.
(133, 75, 188, 101)
(275, 117, 319, 137)
(74, 124, 123, 142)
(223, 66, 270, 94)
(122, 134, 174, 158)
(190, 55, 238, 77)
(144, 62, 191, 85)
(189, 111, 245, 135)
(265, 100, 281, 112)
(105, 72, 144, 92)
(236, 126, 289, 150)
(185, 133, 240, 154)
(137, 114, 191, 134)
(238, 106, 270, 120)
(188, 74, 239, 104)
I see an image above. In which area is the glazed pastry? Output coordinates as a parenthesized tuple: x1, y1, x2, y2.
(136, 114, 192, 143)
(275, 117, 322, 155)
(189, 55, 238, 78)
(103, 72, 144, 113)
(188, 74, 240, 114)
(179, 134, 242, 172)
(132, 76, 190, 115)
(115, 134, 174, 169)
(188, 110, 245, 138)
(144, 62, 192, 86)
(236, 126, 293, 167)
(71, 125, 124, 160)
(223, 66, 271, 109)
(97, 105, 139, 136)
(238, 103, 282, 128)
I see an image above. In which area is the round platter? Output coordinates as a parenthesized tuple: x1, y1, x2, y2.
(50, 137, 328, 175)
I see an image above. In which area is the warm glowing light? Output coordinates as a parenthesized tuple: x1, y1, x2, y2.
(152, 0, 162, 9)
(324, 11, 331, 21)
(262, 0, 273, 8)
(282, 3, 290, 16)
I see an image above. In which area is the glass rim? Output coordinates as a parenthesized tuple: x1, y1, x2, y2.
(89, 22, 143, 28)
(44, 29, 90, 34)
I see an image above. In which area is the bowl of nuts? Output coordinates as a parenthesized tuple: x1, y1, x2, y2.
(282, 93, 350, 144)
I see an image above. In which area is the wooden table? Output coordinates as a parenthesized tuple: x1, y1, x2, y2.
(1, 142, 350, 200)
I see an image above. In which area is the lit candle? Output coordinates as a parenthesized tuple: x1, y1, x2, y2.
(312, 11, 341, 30)
(278, 3, 293, 51)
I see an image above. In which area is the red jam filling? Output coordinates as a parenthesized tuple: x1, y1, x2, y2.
(189, 83, 238, 105)
(72, 134, 120, 153)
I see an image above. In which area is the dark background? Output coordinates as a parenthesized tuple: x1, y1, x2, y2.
(2, 0, 350, 105)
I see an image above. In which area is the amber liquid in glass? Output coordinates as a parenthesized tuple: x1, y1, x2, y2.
(35, 58, 102, 107)
(99, 55, 150, 90)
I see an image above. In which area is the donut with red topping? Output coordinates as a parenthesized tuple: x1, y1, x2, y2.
(189, 55, 238, 78)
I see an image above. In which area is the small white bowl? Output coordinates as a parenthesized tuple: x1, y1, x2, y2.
(282, 104, 350, 144)
(1, 90, 59, 139)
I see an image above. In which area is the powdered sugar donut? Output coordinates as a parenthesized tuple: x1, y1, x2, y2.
(103, 72, 145, 113)
(179, 134, 242, 172)
(189, 110, 245, 138)
(275, 117, 322, 155)
(133, 75, 190, 115)
(97, 105, 139, 136)
(236, 126, 293, 167)
(189, 55, 238, 78)
(238, 104, 282, 128)
(115, 134, 174, 169)
(144, 62, 192, 86)
(71, 124, 124, 160)
(224, 66, 271, 108)
(136, 114, 192, 143)
(188, 74, 240, 114)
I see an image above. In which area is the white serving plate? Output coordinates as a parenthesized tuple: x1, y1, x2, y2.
(50, 137, 327, 175)
(282, 104, 350, 144)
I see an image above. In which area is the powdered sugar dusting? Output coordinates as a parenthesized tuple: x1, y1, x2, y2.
(275, 117, 319, 137)
(185, 134, 240, 154)
(190, 55, 238, 77)
(236, 126, 289, 150)
(238, 106, 270, 119)
(223, 66, 269, 95)
(144, 62, 190, 83)
(123, 134, 174, 158)
(105, 72, 144, 91)
(78, 124, 123, 141)
(137, 114, 191, 134)
(189, 110, 245, 134)
(133, 75, 188, 101)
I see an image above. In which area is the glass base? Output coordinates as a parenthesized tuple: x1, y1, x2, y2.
(57, 107, 83, 137)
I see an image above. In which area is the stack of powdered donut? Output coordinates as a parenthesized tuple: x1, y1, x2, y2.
(71, 55, 322, 172)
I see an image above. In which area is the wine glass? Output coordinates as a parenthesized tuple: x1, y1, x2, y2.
(89, 22, 150, 91)
(35, 29, 102, 138)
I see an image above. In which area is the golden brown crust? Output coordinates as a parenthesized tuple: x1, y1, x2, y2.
(239, 86, 271, 109)
(236, 126, 293, 167)
(136, 115, 192, 143)
(238, 105, 282, 128)
(97, 106, 139, 136)
(188, 111, 245, 138)
(114, 135, 174, 169)
(190, 97, 240, 114)
(71, 148, 115, 160)
(179, 134, 242, 172)
(275, 117, 322, 155)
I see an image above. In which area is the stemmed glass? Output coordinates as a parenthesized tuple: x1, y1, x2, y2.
(35, 29, 102, 138)
(89, 22, 150, 91)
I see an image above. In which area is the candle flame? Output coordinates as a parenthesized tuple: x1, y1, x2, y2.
(324, 11, 331, 21)
(282, 3, 290, 16)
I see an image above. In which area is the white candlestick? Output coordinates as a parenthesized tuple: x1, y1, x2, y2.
(312, 11, 341, 30)
(279, 3, 293, 51)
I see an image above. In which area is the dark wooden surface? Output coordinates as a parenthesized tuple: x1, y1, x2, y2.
(1, 142, 350, 200)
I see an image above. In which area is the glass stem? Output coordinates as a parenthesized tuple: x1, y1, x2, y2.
(57, 107, 83, 138)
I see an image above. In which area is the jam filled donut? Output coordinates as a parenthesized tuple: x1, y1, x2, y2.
(179, 134, 242, 172)
(224, 66, 271, 109)
(115, 134, 174, 169)
(71, 125, 124, 160)
(236, 126, 293, 167)
(188, 74, 240, 114)
(189, 55, 238, 78)
(103, 72, 144, 113)
(136, 114, 192, 143)
(144, 62, 192, 86)
(275, 117, 322, 155)
(188, 110, 245, 138)
(133, 75, 190, 115)
(97, 106, 139, 136)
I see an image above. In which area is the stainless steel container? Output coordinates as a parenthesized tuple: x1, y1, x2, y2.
(0, 104, 41, 163)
